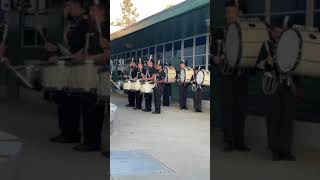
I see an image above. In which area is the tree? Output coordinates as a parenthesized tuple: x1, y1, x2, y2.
(112, 0, 139, 27)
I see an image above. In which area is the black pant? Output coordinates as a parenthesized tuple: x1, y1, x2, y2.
(220, 76, 248, 146)
(81, 93, 105, 147)
(144, 93, 152, 111)
(153, 85, 164, 112)
(127, 90, 135, 106)
(163, 84, 171, 106)
(179, 84, 189, 108)
(269, 84, 295, 154)
(193, 87, 203, 111)
(135, 91, 143, 109)
(54, 91, 81, 139)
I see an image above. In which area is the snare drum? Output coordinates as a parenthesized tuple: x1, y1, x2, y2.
(123, 80, 134, 91)
(196, 70, 210, 86)
(140, 81, 155, 93)
(180, 67, 194, 83)
(42, 61, 69, 90)
(225, 20, 269, 68)
(69, 59, 99, 92)
(164, 66, 177, 83)
(132, 80, 142, 91)
(276, 28, 320, 77)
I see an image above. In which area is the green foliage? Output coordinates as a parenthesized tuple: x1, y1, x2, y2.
(112, 0, 139, 27)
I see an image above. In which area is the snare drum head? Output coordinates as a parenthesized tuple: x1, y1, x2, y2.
(225, 23, 241, 67)
(277, 29, 301, 73)
(196, 71, 204, 84)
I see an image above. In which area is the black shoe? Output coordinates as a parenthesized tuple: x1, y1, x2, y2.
(281, 153, 296, 161)
(272, 152, 281, 161)
(152, 111, 160, 114)
(126, 104, 133, 107)
(143, 109, 151, 112)
(133, 107, 141, 110)
(235, 145, 251, 152)
(195, 110, 202, 112)
(101, 151, 110, 158)
(73, 144, 100, 152)
(183, 107, 188, 110)
(51, 136, 80, 143)
(163, 104, 169, 106)
(223, 142, 234, 152)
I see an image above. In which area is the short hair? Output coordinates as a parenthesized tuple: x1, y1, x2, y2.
(225, 0, 239, 8)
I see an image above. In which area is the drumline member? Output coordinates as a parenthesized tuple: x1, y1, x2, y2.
(152, 61, 166, 114)
(73, 2, 108, 152)
(213, 1, 250, 152)
(142, 57, 156, 112)
(46, 0, 89, 144)
(192, 68, 203, 112)
(257, 20, 296, 161)
(124, 58, 137, 107)
(162, 62, 172, 106)
(178, 60, 189, 110)
(133, 58, 146, 110)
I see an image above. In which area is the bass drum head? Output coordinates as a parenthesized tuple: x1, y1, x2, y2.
(196, 70, 204, 85)
(180, 69, 186, 82)
(277, 29, 301, 73)
(164, 67, 169, 82)
(225, 23, 241, 67)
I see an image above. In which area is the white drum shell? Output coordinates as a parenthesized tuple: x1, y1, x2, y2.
(180, 67, 194, 83)
(69, 60, 99, 91)
(141, 82, 155, 93)
(97, 70, 110, 97)
(164, 66, 177, 83)
(196, 70, 210, 86)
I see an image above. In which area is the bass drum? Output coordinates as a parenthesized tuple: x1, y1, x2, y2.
(180, 67, 194, 83)
(225, 20, 269, 68)
(276, 28, 320, 77)
(196, 70, 210, 86)
(164, 66, 177, 83)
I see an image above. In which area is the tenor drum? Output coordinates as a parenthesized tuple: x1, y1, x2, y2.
(225, 20, 269, 68)
(164, 66, 177, 83)
(140, 81, 155, 93)
(196, 70, 210, 86)
(123, 80, 134, 91)
(69, 60, 99, 92)
(180, 67, 194, 83)
(276, 28, 320, 77)
(132, 80, 142, 91)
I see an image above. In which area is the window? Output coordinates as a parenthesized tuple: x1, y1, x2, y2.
(271, 0, 306, 12)
(137, 50, 142, 60)
(164, 43, 173, 65)
(149, 47, 155, 59)
(131, 51, 136, 61)
(142, 48, 148, 61)
(195, 36, 207, 68)
(156, 45, 164, 62)
(173, 41, 181, 59)
(22, 27, 46, 47)
(244, 0, 265, 14)
(183, 38, 194, 67)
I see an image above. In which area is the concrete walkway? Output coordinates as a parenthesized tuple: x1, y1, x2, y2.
(110, 94, 211, 180)
(0, 98, 108, 180)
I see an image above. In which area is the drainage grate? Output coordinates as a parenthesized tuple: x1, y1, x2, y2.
(110, 150, 175, 176)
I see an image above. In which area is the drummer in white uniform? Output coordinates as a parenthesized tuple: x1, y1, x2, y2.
(191, 67, 203, 112)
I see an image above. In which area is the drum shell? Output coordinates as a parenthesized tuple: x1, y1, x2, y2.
(164, 66, 177, 83)
(97, 70, 110, 97)
(123, 80, 134, 90)
(180, 67, 194, 83)
(226, 21, 269, 68)
(196, 70, 210, 86)
(132, 80, 142, 91)
(68, 60, 99, 92)
(140, 82, 154, 93)
(42, 62, 69, 90)
(292, 31, 320, 77)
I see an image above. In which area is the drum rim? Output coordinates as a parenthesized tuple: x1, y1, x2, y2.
(225, 22, 242, 68)
(276, 28, 302, 73)
(196, 70, 205, 85)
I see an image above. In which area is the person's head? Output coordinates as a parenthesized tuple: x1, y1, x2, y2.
(138, 59, 144, 69)
(225, 1, 240, 24)
(270, 20, 284, 42)
(147, 59, 154, 68)
(89, 3, 106, 21)
(130, 59, 136, 68)
(66, 0, 83, 17)
(156, 61, 163, 71)
(180, 60, 186, 69)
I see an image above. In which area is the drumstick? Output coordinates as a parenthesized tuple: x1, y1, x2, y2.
(36, 26, 49, 42)
(1, 24, 8, 45)
(110, 80, 121, 90)
(283, 16, 290, 29)
(5, 64, 33, 89)
(57, 43, 72, 56)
